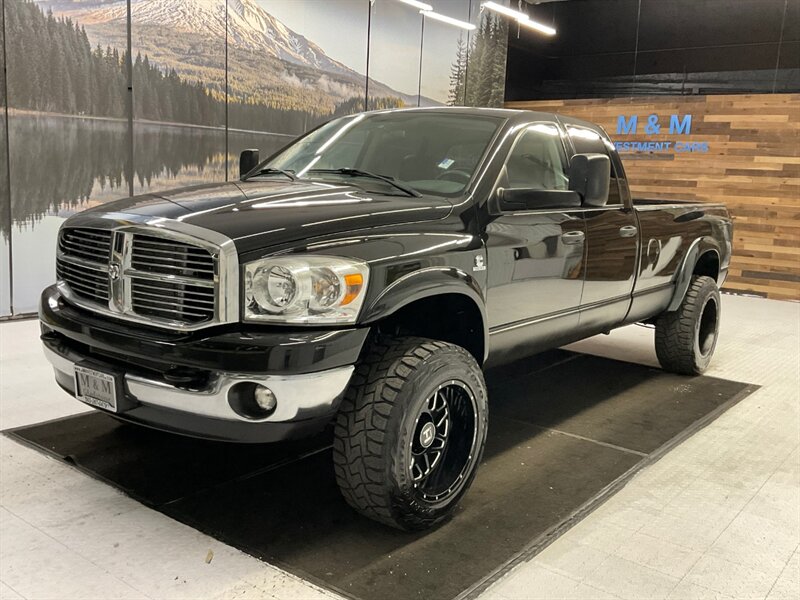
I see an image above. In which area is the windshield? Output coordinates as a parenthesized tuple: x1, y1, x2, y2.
(259, 112, 504, 196)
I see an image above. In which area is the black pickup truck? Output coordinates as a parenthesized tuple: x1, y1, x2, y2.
(40, 108, 732, 529)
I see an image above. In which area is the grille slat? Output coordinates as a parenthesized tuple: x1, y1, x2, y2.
(134, 242, 210, 257)
(131, 236, 209, 252)
(132, 287, 215, 306)
(130, 251, 214, 267)
(130, 278, 216, 299)
(55, 266, 105, 288)
(127, 303, 211, 321)
(59, 239, 109, 256)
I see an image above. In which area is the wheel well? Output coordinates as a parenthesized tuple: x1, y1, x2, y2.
(374, 294, 485, 365)
(694, 250, 720, 283)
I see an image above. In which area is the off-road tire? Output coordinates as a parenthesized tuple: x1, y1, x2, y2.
(333, 336, 488, 530)
(655, 275, 721, 375)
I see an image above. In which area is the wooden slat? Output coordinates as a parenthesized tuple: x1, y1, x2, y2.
(506, 93, 800, 301)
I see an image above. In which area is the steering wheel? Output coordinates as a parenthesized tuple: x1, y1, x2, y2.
(435, 169, 472, 183)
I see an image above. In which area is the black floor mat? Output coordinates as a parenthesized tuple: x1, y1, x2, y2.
(5, 350, 755, 600)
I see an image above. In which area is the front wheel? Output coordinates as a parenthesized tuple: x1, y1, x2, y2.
(333, 336, 488, 530)
(655, 275, 721, 375)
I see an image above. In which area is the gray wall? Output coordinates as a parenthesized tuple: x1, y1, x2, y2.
(0, 0, 509, 315)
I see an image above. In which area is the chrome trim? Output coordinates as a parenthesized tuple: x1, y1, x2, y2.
(634, 203, 727, 212)
(43, 344, 354, 423)
(57, 253, 107, 272)
(55, 212, 240, 331)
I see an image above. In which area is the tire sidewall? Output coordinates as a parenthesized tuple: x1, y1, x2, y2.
(386, 347, 488, 522)
(691, 279, 721, 372)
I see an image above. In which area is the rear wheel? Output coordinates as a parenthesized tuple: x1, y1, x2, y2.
(655, 275, 721, 375)
(333, 336, 488, 530)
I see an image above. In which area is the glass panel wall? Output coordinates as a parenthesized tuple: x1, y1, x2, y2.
(0, 2, 9, 316)
(226, 1, 369, 176)
(4, 0, 130, 313)
(131, 0, 227, 195)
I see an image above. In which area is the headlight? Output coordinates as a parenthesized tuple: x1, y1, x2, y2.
(244, 256, 369, 324)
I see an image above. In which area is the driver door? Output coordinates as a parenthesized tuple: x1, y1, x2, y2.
(485, 123, 587, 362)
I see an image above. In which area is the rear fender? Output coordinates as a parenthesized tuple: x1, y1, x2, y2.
(667, 237, 721, 312)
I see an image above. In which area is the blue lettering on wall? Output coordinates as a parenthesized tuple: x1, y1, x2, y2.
(617, 115, 638, 135)
(615, 113, 706, 155)
(669, 114, 692, 134)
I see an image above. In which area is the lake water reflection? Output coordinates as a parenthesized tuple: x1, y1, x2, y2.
(4, 113, 292, 313)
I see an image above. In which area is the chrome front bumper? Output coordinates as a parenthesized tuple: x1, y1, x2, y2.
(43, 343, 354, 426)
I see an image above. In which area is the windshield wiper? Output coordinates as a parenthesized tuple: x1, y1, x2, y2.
(246, 168, 297, 181)
(307, 168, 420, 197)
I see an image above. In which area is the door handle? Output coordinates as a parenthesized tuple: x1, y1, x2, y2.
(561, 231, 585, 245)
(619, 225, 638, 238)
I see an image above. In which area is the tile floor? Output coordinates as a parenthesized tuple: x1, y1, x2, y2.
(1, 294, 798, 600)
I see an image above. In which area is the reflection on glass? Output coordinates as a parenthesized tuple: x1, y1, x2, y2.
(262, 111, 503, 196)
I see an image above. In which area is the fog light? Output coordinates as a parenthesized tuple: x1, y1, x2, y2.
(254, 385, 277, 412)
(228, 382, 278, 419)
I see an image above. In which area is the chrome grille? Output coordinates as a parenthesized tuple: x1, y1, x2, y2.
(55, 224, 226, 329)
(56, 229, 112, 304)
(129, 234, 216, 324)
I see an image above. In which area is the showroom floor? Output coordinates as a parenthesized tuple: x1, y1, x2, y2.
(1, 294, 798, 600)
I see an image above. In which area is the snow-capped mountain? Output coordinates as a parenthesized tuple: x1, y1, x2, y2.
(45, 0, 354, 77)
(38, 0, 437, 107)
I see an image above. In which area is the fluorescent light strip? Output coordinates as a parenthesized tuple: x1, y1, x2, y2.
(420, 10, 476, 30)
(481, 1, 556, 36)
(396, 0, 433, 11)
(481, 1, 527, 20)
(518, 18, 556, 36)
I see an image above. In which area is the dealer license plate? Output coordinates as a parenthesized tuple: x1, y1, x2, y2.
(74, 365, 118, 412)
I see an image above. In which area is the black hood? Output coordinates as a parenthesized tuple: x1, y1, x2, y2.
(85, 180, 454, 253)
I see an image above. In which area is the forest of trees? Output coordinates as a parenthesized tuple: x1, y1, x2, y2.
(4, 1, 401, 136)
(448, 12, 508, 108)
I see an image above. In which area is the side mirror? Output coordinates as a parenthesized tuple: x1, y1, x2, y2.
(496, 188, 582, 211)
(239, 149, 260, 179)
(568, 153, 610, 207)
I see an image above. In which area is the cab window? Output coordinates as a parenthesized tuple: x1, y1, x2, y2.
(504, 123, 569, 192)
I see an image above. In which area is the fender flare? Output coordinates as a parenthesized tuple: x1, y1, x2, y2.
(667, 237, 721, 312)
(360, 266, 489, 363)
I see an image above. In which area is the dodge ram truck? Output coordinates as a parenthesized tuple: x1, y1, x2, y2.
(40, 107, 732, 530)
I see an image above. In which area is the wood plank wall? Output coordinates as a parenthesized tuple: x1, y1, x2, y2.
(505, 94, 800, 301)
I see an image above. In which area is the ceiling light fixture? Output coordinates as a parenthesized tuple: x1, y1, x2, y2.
(517, 18, 556, 36)
(481, 1, 556, 36)
(481, 1, 527, 20)
(420, 10, 477, 30)
(396, 0, 433, 11)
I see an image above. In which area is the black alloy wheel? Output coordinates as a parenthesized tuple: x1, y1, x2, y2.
(409, 381, 478, 504)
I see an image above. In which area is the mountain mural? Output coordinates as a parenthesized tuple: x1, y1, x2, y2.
(35, 0, 436, 112)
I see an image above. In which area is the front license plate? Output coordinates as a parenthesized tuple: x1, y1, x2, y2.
(74, 365, 118, 412)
